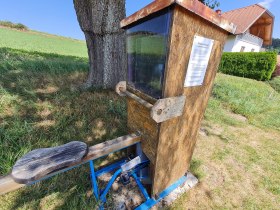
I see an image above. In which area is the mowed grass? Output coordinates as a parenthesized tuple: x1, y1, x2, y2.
(0, 29, 279, 209)
(0, 28, 87, 57)
(268, 76, 280, 93)
(0, 47, 128, 209)
(171, 75, 280, 209)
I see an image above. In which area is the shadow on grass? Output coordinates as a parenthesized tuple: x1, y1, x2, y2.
(0, 47, 128, 209)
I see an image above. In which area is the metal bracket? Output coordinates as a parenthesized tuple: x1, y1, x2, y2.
(121, 156, 141, 172)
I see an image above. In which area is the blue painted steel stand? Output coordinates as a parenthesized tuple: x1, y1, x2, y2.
(89, 157, 188, 210)
(89, 157, 150, 209)
(135, 175, 188, 210)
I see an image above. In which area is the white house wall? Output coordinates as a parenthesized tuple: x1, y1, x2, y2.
(224, 35, 262, 52)
(223, 35, 236, 52)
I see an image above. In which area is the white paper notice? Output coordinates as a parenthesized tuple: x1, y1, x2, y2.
(184, 35, 214, 87)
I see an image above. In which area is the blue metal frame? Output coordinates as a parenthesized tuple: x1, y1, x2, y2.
(135, 175, 188, 210)
(131, 172, 150, 200)
(89, 156, 188, 210)
(89, 157, 150, 209)
(25, 142, 189, 210)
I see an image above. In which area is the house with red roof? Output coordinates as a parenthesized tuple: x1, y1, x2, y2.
(222, 4, 274, 52)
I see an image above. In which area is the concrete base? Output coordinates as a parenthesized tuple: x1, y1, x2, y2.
(156, 172, 198, 208)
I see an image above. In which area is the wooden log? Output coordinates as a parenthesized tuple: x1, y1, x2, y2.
(0, 133, 141, 195)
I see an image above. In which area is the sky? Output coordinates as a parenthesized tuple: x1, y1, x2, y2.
(0, 0, 279, 40)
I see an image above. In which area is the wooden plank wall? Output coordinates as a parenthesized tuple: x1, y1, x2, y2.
(152, 6, 228, 195)
(127, 98, 159, 164)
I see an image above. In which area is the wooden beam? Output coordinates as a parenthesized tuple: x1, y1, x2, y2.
(123, 91, 153, 109)
(0, 133, 141, 195)
(0, 175, 25, 195)
(115, 81, 153, 109)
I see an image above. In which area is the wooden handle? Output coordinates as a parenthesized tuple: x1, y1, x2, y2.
(123, 91, 153, 109)
(115, 82, 186, 123)
(115, 81, 153, 109)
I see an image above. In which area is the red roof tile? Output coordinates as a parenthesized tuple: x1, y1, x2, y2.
(222, 4, 267, 34)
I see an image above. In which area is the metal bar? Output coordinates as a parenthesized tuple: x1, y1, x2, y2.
(89, 160, 99, 200)
(131, 172, 150, 200)
(135, 175, 188, 210)
(96, 159, 126, 177)
(100, 169, 122, 202)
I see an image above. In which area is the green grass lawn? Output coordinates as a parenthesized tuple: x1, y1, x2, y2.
(0, 28, 279, 209)
(268, 76, 280, 93)
(0, 28, 87, 57)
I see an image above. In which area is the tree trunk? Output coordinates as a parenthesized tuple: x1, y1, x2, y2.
(73, 0, 126, 89)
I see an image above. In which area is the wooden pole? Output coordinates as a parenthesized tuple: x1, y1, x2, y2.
(0, 133, 141, 195)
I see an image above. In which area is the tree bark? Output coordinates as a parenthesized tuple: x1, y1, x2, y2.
(73, 0, 126, 89)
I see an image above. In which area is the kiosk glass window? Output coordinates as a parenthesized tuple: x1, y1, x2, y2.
(127, 10, 171, 99)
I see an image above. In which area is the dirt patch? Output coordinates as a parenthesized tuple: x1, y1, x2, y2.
(97, 173, 145, 209)
(226, 112, 247, 122)
(36, 86, 59, 94)
(171, 123, 280, 209)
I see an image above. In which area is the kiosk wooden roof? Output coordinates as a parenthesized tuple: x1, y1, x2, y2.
(121, 0, 236, 34)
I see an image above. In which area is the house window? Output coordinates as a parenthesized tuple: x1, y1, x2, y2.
(240, 46, 245, 52)
(251, 48, 255, 52)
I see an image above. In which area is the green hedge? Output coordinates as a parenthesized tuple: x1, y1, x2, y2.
(219, 52, 277, 81)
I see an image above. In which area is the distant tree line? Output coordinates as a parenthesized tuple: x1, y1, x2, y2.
(0, 21, 28, 31)
(199, 0, 220, 9)
(266, 38, 280, 54)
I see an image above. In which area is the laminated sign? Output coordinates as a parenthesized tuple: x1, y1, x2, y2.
(184, 35, 214, 87)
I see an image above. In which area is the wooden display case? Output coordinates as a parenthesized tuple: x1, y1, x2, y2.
(118, 0, 236, 196)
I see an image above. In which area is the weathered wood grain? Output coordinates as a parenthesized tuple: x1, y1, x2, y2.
(0, 133, 141, 195)
(0, 175, 25, 195)
(127, 85, 157, 105)
(151, 5, 229, 195)
(12, 141, 88, 184)
(124, 91, 153, 110)
(83, 133, 141, 162)
(150, 96, 186, 123)
(127, 98, 159, 164)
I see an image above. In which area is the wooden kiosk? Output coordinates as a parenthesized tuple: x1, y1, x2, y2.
(117, 0, 236, 196)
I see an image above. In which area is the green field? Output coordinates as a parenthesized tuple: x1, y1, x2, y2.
(0, 28, 279, 209)
(0, 28, 87, 57)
